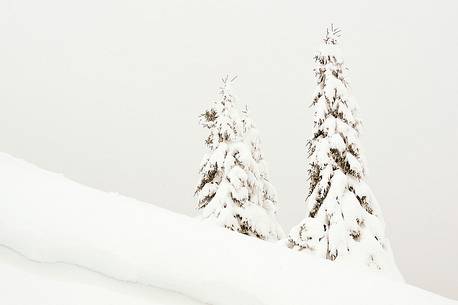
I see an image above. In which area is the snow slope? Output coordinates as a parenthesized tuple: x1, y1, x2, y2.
(0, 152, 455, 305)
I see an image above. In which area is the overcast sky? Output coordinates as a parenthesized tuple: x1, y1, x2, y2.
(1, 0, 457, 300)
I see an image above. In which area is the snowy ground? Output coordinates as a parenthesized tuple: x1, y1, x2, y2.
(0, 152, 455, 305)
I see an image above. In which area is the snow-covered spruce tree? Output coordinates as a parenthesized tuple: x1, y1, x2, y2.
(195, 76, 284, 241)
(288, 26, 401, 277)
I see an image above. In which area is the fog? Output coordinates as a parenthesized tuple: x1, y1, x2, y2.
(0, 0, 457, 299)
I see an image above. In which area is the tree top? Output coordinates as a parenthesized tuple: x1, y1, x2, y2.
(219, 74, 238, 100)
(324, 24, 341, 45)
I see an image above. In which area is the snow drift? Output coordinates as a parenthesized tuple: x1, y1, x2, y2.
(0, 152, 455, 305)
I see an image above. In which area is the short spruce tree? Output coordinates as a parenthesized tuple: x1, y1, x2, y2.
(288, 26, 401, 276)
(196, 76, 284, 240)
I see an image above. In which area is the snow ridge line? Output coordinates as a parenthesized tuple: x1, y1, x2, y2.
(0, 243, 207, 305)
(0, 241, 266, 305)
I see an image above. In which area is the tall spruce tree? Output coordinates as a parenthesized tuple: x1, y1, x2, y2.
(196, 76, 284, 240)
(288, 26, 401, 277)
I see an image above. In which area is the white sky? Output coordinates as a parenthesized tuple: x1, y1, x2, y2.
(1, 0, 457, 300)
